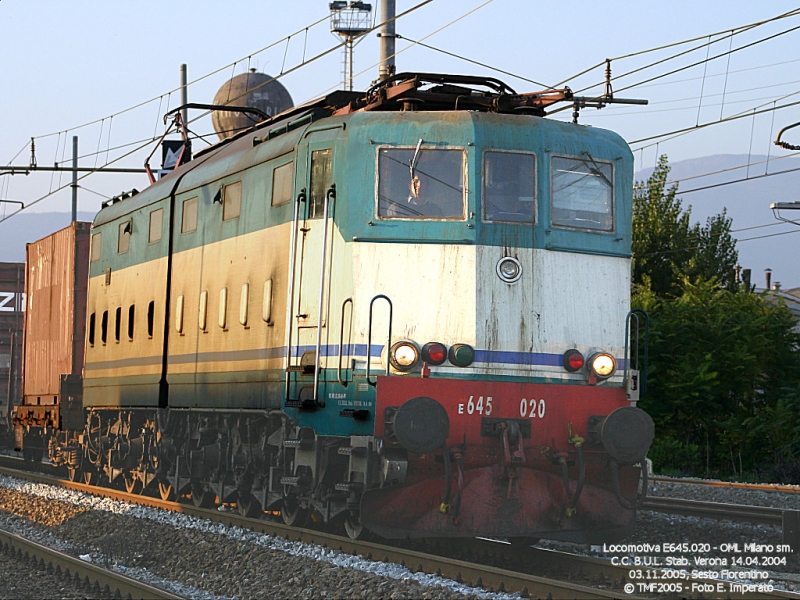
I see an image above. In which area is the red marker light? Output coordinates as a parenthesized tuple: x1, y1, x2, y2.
(563, 349, 584, 372)
(421, 342, 447, 366)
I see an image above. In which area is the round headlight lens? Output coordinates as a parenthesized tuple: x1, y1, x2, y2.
(590, 353, 616, 378)
(390, 341, 420, 371)
(496, 257, 522, 283)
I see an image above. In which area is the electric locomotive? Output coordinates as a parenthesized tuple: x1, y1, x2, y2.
(15, 73, 653, 543)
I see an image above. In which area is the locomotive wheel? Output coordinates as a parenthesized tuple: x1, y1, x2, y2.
(82, 470, 96, 486)
(281, 498, 309, 527)
(237, 493, 263, 518)
(123, 472, 141, 495)
(191, 485, 215, 508)
(67, 467, 80, 482)
(158, 481, 175, 501)
(344, 514, 368, 540)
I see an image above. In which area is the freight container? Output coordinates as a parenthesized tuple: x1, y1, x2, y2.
(0, 262, 24, 441)
(13, 222, 90, 454)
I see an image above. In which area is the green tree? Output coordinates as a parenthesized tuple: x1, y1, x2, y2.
(635, 277, 800, 478)
(632, 155, 738, 296)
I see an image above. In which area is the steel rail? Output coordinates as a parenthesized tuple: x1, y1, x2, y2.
(0, 461, 626, 599)
(644, 495, 786, 526)
(2, 459, 798, 599)
(652, 475, 800, 494)
(0, 527, 183, 600)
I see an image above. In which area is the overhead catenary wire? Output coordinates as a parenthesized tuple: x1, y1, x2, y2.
(0, 136, 155, 224)
(301, 0, 496, 104)
(633, 150, 800, 190)
(614, 22, 800, 96)
(12, 1, 390, 150)
(629, 94, 800, 147)
(555, 7, 800, 90)
(208, 0, 441, 116)
(394, 35, 556, 90)
(636, 226, 800, 259)
(0, 0, 441, 223)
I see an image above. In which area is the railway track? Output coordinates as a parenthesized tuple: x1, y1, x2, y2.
(0, 526, 183, 599)
(644, 496, 786, 526)
(1, 457, 798, 599)
(0, 458, 627, 599)
(652, 475, 800, 494)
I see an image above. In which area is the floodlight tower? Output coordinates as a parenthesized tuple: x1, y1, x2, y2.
(330, 2, 372, 91)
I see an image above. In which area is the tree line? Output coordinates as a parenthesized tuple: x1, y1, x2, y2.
(632, 156, 800, 482)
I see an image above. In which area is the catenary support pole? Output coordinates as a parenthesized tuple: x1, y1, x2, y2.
(379, 0, 396, 81)
(180, 64, 188, 126)
(71, 136, 78, 223)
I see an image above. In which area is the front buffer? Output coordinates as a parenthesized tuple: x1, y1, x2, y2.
(361, 376, 653, 543)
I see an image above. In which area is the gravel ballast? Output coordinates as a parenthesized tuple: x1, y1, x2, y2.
(0, 475, 513, 599)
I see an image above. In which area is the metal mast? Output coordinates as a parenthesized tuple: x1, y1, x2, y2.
(330, 2, 373, 90)
(378, 0, 396, 81)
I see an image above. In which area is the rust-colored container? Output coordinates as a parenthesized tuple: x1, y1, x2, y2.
(14, 222, 90, 441)
(0, 262, 25, 433)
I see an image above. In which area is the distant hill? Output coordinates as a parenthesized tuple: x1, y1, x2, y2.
(635, 154, 800, 290)
(0, 211, 97, 263)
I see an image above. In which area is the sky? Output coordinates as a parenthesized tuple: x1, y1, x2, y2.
(2, 0, 800, 283)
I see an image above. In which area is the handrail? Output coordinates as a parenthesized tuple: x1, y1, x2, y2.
(338, 298, 353, 386)
(313, 184, 336, 406)
(367, 294, 392, 387)
(284, 189, 305, 404)
(624, 309, 649, 397)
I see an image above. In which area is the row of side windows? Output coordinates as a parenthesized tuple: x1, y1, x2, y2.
(88, 301, 155, 346)
(90, 160, 296, 262)
(175, 280, 273, 334)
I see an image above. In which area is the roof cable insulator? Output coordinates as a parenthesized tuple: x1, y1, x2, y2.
(603, 58, 613, 99)
(29, 138, 37, 169)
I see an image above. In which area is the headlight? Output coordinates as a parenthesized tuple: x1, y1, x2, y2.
(496, 257, 522, 283)
(588, 352, 616, 379)
(389, 341, 420, 371)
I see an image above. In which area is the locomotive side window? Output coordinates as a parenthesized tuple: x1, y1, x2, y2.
(128, 305, 135, 340)
(149, 209, 163, 243)
(90, 232, 102, 262)
(118, 221, 132, 254)
(147, 301, 155, 338)
(483, 151, 535, 223)
(223, 181, 242, 221)
(88, 312, 96, 346)
(181, 197, 198, 233)
(309, 149, 332, 219)
(551, 156, 613, 232)
(115, 307, 122, 342)
(101, 310, 108, 345)
(272, 162, 293, 206)
(378, 147, 465, 219)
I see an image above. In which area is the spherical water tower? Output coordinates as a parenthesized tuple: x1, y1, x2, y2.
(211, 70, 294, 141)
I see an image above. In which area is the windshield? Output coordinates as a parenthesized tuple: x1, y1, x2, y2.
(483, 151, 535, 223)
(551, 156, 614, 232)
(377, 146, 465, 219)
